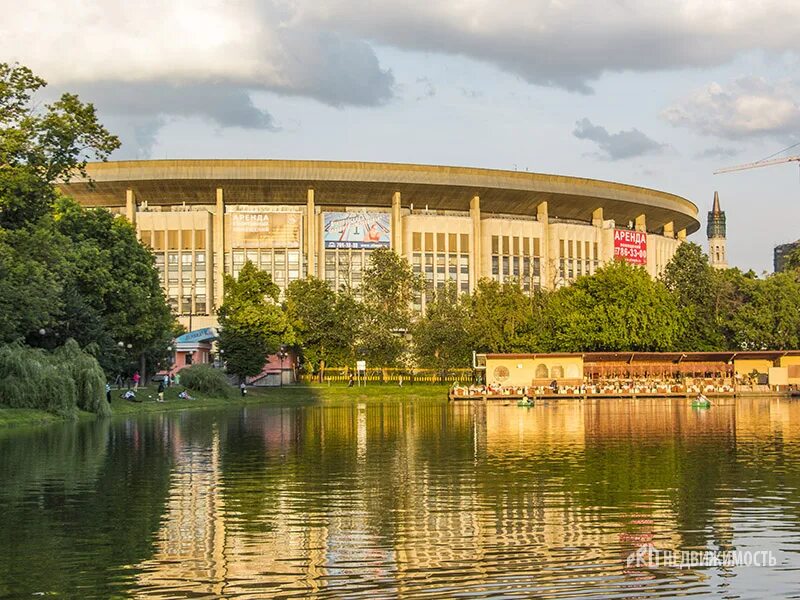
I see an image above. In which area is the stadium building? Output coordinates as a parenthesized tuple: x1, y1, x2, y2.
(60, 160, 700, 330)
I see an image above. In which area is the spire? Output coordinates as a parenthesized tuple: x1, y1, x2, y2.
(712, 190, 721, 214)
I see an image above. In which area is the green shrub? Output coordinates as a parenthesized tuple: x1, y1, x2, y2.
(179, 364, 230, 397)
(0, 340, 110, 417)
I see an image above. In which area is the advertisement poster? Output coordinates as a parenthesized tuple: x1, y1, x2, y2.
(613, 229, 647, 265)
(324, 211, 391, 249)
(227, 211, 301, 248)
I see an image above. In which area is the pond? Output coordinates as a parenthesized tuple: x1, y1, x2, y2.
(1, 397, 799, 598)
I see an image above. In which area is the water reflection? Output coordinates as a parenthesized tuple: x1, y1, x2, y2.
(1, 398, 800, 598)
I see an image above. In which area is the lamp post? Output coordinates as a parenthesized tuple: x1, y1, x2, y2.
(278, 345, 288, 387)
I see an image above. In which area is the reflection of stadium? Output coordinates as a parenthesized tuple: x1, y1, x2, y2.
(60, 160, 700, 329)
(128, 400, 800, 595)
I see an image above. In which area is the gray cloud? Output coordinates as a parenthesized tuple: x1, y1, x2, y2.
(301, 1, 800, 93)
(663, 77, 800, 140)
(573, 118, 666, 160)
(75, 82, 276, 130)
(4, 1, 394, 150)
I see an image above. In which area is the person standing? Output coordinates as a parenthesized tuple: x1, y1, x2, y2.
(157, 380, 165, 403)
(240, 381, 247, 397)
(106, 382, 112, 405)
(133, 371, 141, 391)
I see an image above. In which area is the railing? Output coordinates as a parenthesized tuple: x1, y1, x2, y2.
(298, 368, 478, 385)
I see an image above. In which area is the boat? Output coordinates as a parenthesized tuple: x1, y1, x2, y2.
(517, 397, 534, 407)
(691, 394, 711, 408)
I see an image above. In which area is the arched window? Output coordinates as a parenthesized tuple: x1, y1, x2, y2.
(535, 364, 549, 379)
(551, 365, 564, 379)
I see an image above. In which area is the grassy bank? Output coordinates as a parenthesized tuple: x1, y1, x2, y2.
(0, 382, 451, 427)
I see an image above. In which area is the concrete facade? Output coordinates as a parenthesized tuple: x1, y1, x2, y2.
(59, 160, 700, 329)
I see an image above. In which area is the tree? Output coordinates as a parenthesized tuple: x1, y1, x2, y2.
(412, 281, 472, 374)
(358, 248, 422, 367)
(286, 276, 362, 376)
(548, 260, 684, 352)
(0, 63, 119, 228)
(468, 278, 543, 353)
(51, 198, 176, 375)
(728, 271, 800, 350)
(660, 242, 724, 350)
(217, 262, 293, 380)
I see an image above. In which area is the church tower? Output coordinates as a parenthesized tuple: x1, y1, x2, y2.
(707, 191, 727, 269)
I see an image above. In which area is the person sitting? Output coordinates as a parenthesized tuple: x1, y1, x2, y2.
(178, 390, 194, 400)
(121, 390, 137, 402)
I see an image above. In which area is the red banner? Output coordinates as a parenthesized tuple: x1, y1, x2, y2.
(614, 229, 647, 265)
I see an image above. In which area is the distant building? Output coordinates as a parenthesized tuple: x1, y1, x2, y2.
(774, 240, 800, 273)
(707, 191, 727, 269)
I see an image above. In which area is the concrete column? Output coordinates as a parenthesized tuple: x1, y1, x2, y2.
(538, 202, 556, 289)
(470, 195, 482, 283)
(592, 207, 603, 227)
(213, 187, 225, 310)
(392, 191, 402, 255)
(306, 189, 315, 278)
(317, 208, 325, 280)
(125, 189, 137, 226)
(663, 221, 674, 238)
(635, 214, 647, 232)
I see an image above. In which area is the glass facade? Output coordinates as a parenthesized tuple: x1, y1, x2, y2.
(491, 235, 541, 291)
(411, 230, 470, 309)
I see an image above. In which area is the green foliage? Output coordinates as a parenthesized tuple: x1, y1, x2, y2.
(286, 276, 362, 371)
(178, 364, 231, 397)
(358, 248, 422, 366)
(52, 198, 176, 374)
(412, 281, 472, 371)
(0, 63, 119, 228)
(0, 340, 110, 417)
(548, 260, 684, 352)
(468, 278, 545, 353)
(728, 271, 800, 350)
(0, 62, 174, 382)
(218, 261, 294, 379)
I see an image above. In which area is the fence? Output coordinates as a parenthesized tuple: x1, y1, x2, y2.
(298, 368, 479, 385)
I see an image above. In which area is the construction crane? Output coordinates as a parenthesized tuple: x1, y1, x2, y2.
(714, 141, 800, 176)
(714, 155, 800, 174)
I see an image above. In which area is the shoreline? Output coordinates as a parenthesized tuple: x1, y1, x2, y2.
(2, 383, 793, 429)
(0, 383, 450, 428)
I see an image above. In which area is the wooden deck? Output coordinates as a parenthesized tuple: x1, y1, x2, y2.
(448, 391, 738, 402)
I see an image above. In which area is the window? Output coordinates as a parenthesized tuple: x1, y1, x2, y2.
(168, 230, 179, 250)
(412, 232, 422, 252)
(195, 294, 207, 315)
(195, 230, 206, 249)
(181, 230, 193, 250)
(153, 231, 165, 250)
(140, 230, 152, 247)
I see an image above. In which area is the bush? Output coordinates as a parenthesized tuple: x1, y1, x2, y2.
(178, 364, 230, 397)
(0, 340, 111, 417)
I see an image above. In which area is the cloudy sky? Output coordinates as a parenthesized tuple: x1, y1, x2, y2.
(4, 0, 800, 273)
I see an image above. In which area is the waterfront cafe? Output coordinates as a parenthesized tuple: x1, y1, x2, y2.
(475, 351, 800, 397)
